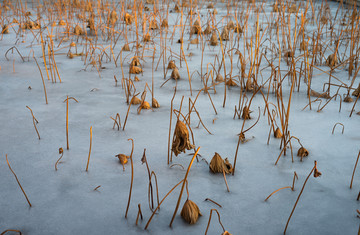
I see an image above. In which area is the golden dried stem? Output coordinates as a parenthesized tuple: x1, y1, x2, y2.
(26, 106, 40, 139)
(284, 162, 317, 235)
(55, 152, 63, 171)
(204, 198, 222, 208)
(125, 138, 135, 218)
(5, 154, 32, 207)
(123, 93, 139, 131)
(63, 96, 78, 150)
(33, 56, 48, 104)
(0, 229, 22, 235)
(332, 122, 344, 134)
(93, 185, 101, 191)
(204, 209, 226, 235)
(136, 204, 143, 225)
(85, 126, 93, 172)
(222, 168, 230, 192)
(265, 186, 292, 201)
(350, 151, 360, 189)
(169, 147, 201, 227)
(168, 87, 177, 164)
(144, 179, 184, 230)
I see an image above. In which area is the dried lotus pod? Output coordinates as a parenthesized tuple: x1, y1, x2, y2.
(242, 106, 251, 120)
(220, 27, 229, 41)
(129, 66, 142, 74)
(167, 60, 176, 69)
(124, 13, 133, 25)
(171, 68, 180, 80)
(297, 147, 309, 161)
(143, 33, 151, 42)
(131, 96, 142, 105)
(274, 127, 283, 138)
(326, 54, 337, 67)
(314, 168, 322, 178)
(122, 44, 130, 51)
(209, 152, 233, 174)
(210, 32, 218, 46)
(2, 24, 9, 34)
(171, 120, 194, 156)
(115, 154, 129, 170)
(74, 25, 84, 35)
(181, 199, 202, 224)
(161, 19, 168, 28)
(190, 38, 199, 44)
(152, 98, 160, 108)
(352, 83, 360, 97)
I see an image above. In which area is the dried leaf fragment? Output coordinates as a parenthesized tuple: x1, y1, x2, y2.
(115, 154, 129, 170)
(172, 120, 194, 156)
(242, 106, 251, 120)
(167, 60, 176, 70)
(180, 199, 202, 224)
(130, 66, 142, 74)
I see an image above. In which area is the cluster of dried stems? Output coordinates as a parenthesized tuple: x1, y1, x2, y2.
(2, 0, 360, 233)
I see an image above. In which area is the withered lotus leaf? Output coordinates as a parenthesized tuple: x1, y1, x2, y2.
(274, 127, 283, 138)
(167, 60, 176, 70)
(326, 54, 337, 67)
(172, 120, 194, 156)
(152, 98, 160, 108)
(210, 32, 218, 46)
(180, 199, 202, 224)
(124, 13, 133, 25)
(314, 168, 322, 178)
(73, 25, 84, 35)
(190, 38, 199, 44)
(216, 74, 224, 82)
(220, 26, 229, 41)
(343, 95, 353, 103)
(161, 19, 168, 28)
(222, 231, 232, 235)
(352, 83, 360, 97)
(140, 101, 151, 110)
(203, 25, 212, 35)
(131, 96, 141, 105)
(129, 66, 142, 74)
(297, 147, 309, 158)
(226, 78, 237, 87)
(122, 44, 130, 51)
(242, 106, 251, 120)
(171, 68, 180, 80)
(209, 152, 233, 174)
(115, 154, 129, 165)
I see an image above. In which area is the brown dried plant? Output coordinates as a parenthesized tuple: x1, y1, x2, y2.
(181, 199, 202, 224)
(172, 120, 194, 156)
